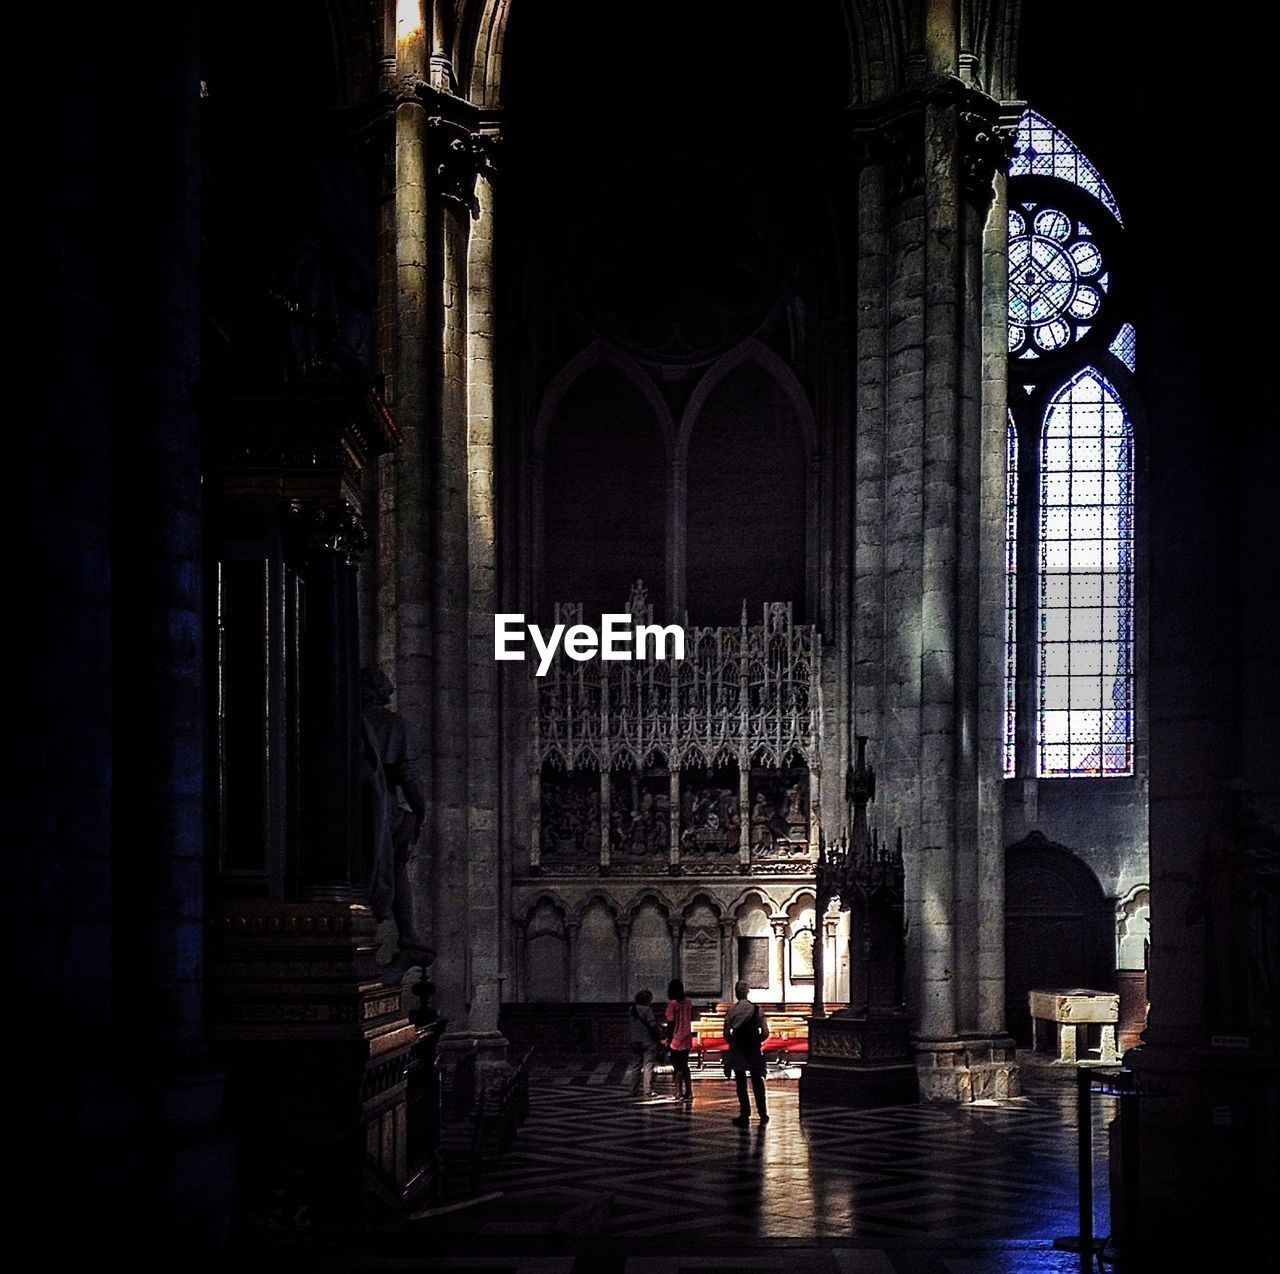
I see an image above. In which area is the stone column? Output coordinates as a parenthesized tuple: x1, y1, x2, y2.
(530, 768, 542, 871)
(917, 92, 962, 1046)
(824, 913, 841, 1006)
(600, 770, 611, 869)
(70, 0, 231, 1236)
(668, 916, 685, 984)
(853, 75, 1018, 1101)
(852, 147, 888, 783)
(617, 917, 632, 997)
(720, 917, 737, 1002)
(975, 122, 1015, 1036)
(465, 156, 504, 1039)
(510, 917, 526, 1002)
(769, 917, 789, 1003)
(669, 770, 682, 868)
(565, 919, 581, 1002)
(811, 903, 826, 1019)
(738, 768, 751, 871)
(393, 0, 434, 954)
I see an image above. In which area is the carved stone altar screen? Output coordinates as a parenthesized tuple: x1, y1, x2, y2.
(532, 586, 820, 877)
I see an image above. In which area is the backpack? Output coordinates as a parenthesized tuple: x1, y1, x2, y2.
(728, 1003, 763, 1054)
(630, 1004, 661, 1042)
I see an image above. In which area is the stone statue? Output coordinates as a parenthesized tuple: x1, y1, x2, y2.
(360, 668, 432, 968)
(751, 792, 773, 849)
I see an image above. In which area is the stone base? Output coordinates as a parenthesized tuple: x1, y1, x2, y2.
(206, 901, 422, 1229)
(438, 1029, 512, 1120)
(799, 1010, 919, 1109)
(800, 1059, 920, 1108)
(915, 1034, 1021, 1102)
(1126, 1035, 1279, 1259)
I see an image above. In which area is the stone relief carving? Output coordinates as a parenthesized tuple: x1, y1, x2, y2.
(531, 586, 820, 875)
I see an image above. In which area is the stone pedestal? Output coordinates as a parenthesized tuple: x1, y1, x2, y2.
(206, 901, 420, 1226)
(800, 1009, 918, 1109)
(437, 1030, 513, 1115)
(915, 1035, 1020, 1102)
(1029, 988, 1120, 1064)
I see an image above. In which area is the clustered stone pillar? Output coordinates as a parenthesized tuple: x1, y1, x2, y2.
(21, 0, 234, 1238)
(388, 3, 509, 1095)
(848, 58, 1017, 1100)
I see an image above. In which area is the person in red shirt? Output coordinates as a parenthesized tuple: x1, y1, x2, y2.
(665, 979, 695, 1104)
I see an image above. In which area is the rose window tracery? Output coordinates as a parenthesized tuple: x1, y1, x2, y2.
(1008, 204, 1109, 357)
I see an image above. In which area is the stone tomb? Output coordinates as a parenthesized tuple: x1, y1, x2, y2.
(1029, 987, 1120, 1064)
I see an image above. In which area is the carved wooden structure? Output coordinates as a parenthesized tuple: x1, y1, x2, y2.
(801, 737, 918, 1108)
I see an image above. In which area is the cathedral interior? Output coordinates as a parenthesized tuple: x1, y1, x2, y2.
(21, 0, 1277, 1268)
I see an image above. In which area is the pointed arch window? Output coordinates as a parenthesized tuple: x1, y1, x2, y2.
(1005, 110, 1140, 778)
(1037, 369, 1133, 776)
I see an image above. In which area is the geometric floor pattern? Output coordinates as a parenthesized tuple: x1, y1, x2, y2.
(481, 1071, 1116, 1247)
(228, 1069, 1124, 1273)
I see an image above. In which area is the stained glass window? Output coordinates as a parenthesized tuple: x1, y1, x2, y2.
(1009, 204, 1109, 358)
(1010, 110, 1123, 225)
(1006, 109, 1138, 781)
(1109, 322, 1137, 371)
(1004, 415, 1018, 778)
(1037, 368, 1133, 777)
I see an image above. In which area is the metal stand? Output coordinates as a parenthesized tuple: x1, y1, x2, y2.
(1054, 1065, 1140, 1269)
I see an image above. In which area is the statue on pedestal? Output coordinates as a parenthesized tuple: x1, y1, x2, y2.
(360, 667, 433, 972)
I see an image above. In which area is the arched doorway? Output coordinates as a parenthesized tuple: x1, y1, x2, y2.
(1004, 832, 1113, 1046)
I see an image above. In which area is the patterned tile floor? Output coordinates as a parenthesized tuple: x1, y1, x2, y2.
(230, 1066, 1133, 1273)
(483, 1065, 1114, 1245)
(380, 1065, 1124, 1273)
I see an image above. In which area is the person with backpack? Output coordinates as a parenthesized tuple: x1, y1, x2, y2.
(723, 979, 770, 1125)
(624, 988, 661, 1099)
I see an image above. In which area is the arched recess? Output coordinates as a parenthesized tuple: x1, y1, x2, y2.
(1004, 831, 1113, 1045)
(535, 349, 672, 619)
(628, 897, 672, 997)
(734, 894, 774, 992)
(680, 894, 724, 997)
(525, 896, 569, 1002)
(576, 897, 621, 1001)
(679, 342, 816, 624)
(785, 893, 817, 994)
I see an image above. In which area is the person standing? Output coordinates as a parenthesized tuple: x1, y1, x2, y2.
(623, 989, 661, 1099)
(665, 979, 695, 1104)
(724, 980, 770, 1126)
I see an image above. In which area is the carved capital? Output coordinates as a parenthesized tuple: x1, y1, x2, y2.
(425, 111, 500, 217)
(958, 108, 1016, 206)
